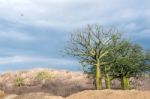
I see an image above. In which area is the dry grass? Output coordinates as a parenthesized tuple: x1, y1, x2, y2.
(0, 68, 94, 96)
(0, 68, 150, 99)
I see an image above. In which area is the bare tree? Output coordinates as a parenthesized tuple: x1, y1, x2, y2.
(66, 24, 121, 90)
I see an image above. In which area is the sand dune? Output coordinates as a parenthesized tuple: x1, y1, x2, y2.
(66, 90, 150, 99)
(2, 90, 150, 99)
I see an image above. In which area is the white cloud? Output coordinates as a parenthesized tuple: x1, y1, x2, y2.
(0, 0, 148, 29)
(0, 31, 36, 41)
(133, 29, 150, 39)
(0, 55, 77, 66)
(0, 0, 149, 41)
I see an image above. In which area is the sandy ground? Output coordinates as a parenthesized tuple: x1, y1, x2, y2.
(2, 90, 150, 99)
(66, 90, 150, 99)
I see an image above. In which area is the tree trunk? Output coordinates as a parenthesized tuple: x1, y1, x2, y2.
(121, 76, 129, 90)
(104, 66, 111, 89)
(95, 61, 101, 90)
(105, 74, 111, 89)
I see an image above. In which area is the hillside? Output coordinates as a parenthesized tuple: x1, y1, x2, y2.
(2, 90, 150, 99)
(0, 68, 150, 99)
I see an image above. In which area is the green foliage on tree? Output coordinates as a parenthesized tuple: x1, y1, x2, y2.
(110, 42, 150, 89)
(66, 24, 150, 90)
(66, 24, 122, 90)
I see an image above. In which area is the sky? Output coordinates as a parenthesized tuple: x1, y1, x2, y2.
(0, 0, 150, 72)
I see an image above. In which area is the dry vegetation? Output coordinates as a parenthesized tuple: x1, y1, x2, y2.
(0, 68, 94, 97)
(0, 68, 150, 99)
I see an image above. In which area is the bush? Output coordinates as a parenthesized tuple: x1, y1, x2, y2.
(13, 77, 25, 87)
(35, 71, 52, 81)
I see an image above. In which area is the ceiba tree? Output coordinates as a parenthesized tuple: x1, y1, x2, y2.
(66, 24, 121, 90)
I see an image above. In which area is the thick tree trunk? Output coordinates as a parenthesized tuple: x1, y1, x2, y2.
(95, 61, 101, 90)
(104, 66, 111, 89)
(105, 74, 111, 89)
(121, 76, 129, 90)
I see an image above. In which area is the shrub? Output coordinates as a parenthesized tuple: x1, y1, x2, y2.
(35, 71, 52, 81)
(13, 77, 25, 87)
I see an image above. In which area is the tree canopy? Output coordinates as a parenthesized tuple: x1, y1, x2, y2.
(66, 24, 150, 90)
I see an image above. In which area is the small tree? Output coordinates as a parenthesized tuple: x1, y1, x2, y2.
(66, 24, 121, 90)
(102, 33, 123, 89)
(110, 42, 149, 90)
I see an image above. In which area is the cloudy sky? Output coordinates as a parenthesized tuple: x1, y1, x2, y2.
(0, 0, 149, 72)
